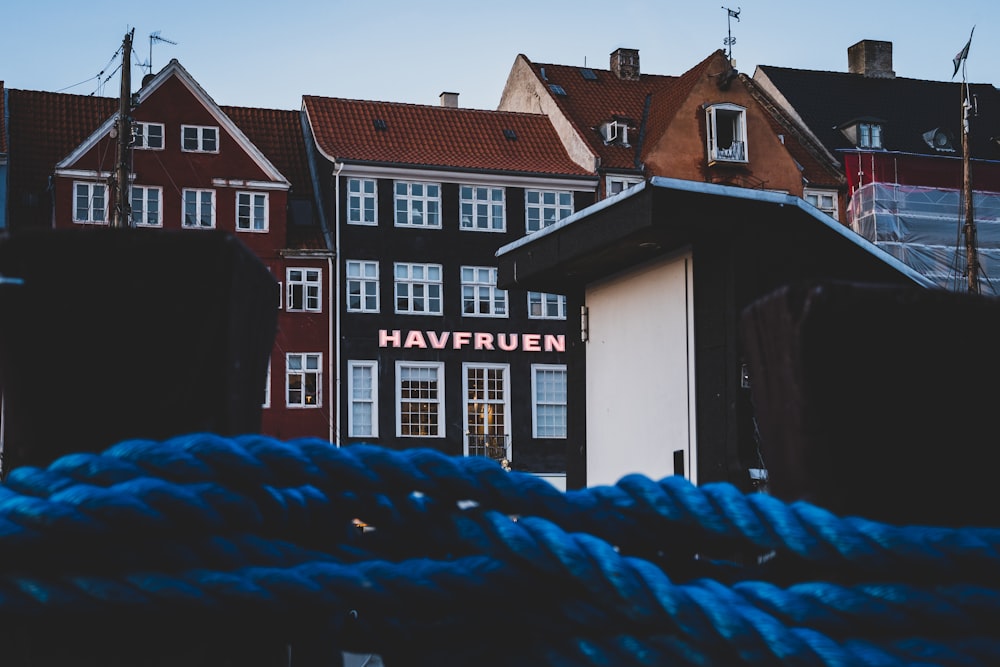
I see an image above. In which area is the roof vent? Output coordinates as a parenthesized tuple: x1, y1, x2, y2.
(439, 91, 459, 108)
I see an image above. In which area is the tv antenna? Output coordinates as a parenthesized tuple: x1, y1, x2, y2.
(146, 31, 178, 75)
(722, 6, 740, 63)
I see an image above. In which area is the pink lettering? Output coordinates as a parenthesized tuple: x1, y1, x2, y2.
(497, 333, 518, 351)
(379, 329, 401, 348)
(474, 332, 495, 350)
(403, 330, 428, 348)
(544, 334, 566, 352)
(522, 334, 541, 352)
(452, 331, 472, 349)
(427, 331, 450, 349)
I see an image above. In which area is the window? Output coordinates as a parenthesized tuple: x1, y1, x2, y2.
(286, 353, 321, 407)
(532, 365, 567, 438)
(525, 189, 573, 233)
(804, 189, 838, 220)
(461, 266, 507, 318)
(131, 185, 162, 227)
(464, 364, 510, 460)
(394, 262, 442, 315)
(181, 125, 219, 152)
(262, 359, 271, 408)
(349, 361, 378, 438)
(237, 191, 268, 232)
(346, 260, 379, 313)
(602, 120, 629, 145)
(397, 361, 444, 437)
(347, 178, 378, 225)
(860, 122, 882, 149)
(133, 122, 164, 150)
(287, 267, 322, 312)
(706, 103, 748, 163)
(607, 176, 642, 197)
(394, 181, 441, 227)
(182, 189, 215, 228)
(73, 181, 107, 224)
(528, 292, 566, 320)
(460, 185, 505, 231)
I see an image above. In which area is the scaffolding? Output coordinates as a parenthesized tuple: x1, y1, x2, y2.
(847, 182, 1000, 293)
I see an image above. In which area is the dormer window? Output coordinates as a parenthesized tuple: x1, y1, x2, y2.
(838, 118, 884, 150)
(602, 119, 630, 146)
(705, 103, 748, 164)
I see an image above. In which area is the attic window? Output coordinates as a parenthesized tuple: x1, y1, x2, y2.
(601, 120, 630, 146)
(580, 68, 598, 81)
(503, 129, 518, 141)
(859, 122, 882, 149)
(705, 103, 748, 164)
(373, 118, 387, 131)
(549, 84, 567, 96)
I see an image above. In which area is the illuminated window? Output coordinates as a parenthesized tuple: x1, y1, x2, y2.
(397, 361, 444, 437)
(286, 353, 321, 408)
(464, 364, 510, 460)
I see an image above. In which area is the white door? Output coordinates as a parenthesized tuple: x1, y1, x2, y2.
(584, 250, 696, 487)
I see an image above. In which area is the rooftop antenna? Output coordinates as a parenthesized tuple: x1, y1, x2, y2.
(147, 31, 178, 75)
(722, 6, 740, 65)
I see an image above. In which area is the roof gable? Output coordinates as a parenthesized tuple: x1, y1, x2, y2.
(57, 60, 288, 186)
(302, 95, 592, 177)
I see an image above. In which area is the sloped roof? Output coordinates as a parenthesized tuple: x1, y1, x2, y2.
(303, 95, 593, 178)
(223, 106, 312, 199)
(756, 65, 1000, 161)
(517, 57, 678, 172)
(6, 88, 117, 228)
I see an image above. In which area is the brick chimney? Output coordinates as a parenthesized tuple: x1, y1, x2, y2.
(439, 91, 459, 108)
(610, 48, 640, 81)
(848, 40, 895, 79)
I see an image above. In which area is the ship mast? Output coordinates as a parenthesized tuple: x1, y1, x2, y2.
(110, 28, 134, 229)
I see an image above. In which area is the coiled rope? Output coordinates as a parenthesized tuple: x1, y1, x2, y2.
(1, 432, 998, 665)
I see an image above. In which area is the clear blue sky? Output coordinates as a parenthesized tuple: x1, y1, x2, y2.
(3, 0, 996, 111)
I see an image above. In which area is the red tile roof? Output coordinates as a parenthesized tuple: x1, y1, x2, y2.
(521, 57, 679, 172)
(222, 105, 313, 199)
(7, 88, 117, 229)
(303, 96, 594, 178)
(641, 52, 721, 165)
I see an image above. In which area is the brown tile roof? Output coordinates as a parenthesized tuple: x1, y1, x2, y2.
(521, 57, 678, 172)
(7, 88, 117, 229)
(222, 105, 313, 198)
(303, 96, 594, 178)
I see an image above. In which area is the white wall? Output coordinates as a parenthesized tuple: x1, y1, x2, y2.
(584, 250, 696, 487)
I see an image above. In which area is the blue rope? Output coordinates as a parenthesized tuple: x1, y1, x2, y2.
(2, 432, 1000, 665)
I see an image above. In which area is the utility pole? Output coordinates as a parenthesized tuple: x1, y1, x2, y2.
(110, 28, 134, 229)
(962, 84, 979, 294)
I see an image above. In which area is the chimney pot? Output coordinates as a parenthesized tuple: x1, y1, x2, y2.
(610, 48, 640, 81)
(439, 91, 459, 108)
(848, 40, 895, 79)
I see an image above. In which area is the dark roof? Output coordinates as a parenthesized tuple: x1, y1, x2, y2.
(303, 96, 594, 178)
(756, 65, 1000, 161)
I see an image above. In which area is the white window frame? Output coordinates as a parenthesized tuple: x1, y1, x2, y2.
(130, 185, 162, 227)
(705, 103, 748, 164)
(461, 266, 507, 318)
(459, 185, 506, 232)
(348, 360, 379, 438)
(346, 260, 380, 313)
(532, 364, 568, 439)
(73, 181, 108, 224)
(602, 120, 629, 145)
(181, 124, 219, 153)
(528, 292, 567, 320)
(394, 262, 443, 315)
(133, 122, 164, 150)
(525, 189, 573, 234)
(347, 178, 378, 225)
(860, 122, 882, 149)
(286, 353, 322, 408)
(463, 363, 511, 460)
(394, 180, 441, 228)
(286, 267, 322, 312)
(606, 175, 643, 197)
(262, 359, 271, 408)
(236, 191, 269, 232)
(804, 189, 839, 220)
(182, 188, 215, 228)
(396, 361, 445, 438)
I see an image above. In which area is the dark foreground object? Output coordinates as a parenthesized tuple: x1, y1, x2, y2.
(740, 281, 1000, 526)
(0, 228, 278, 475)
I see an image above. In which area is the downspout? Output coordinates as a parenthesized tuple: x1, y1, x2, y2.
(332, 161, 344, 446)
